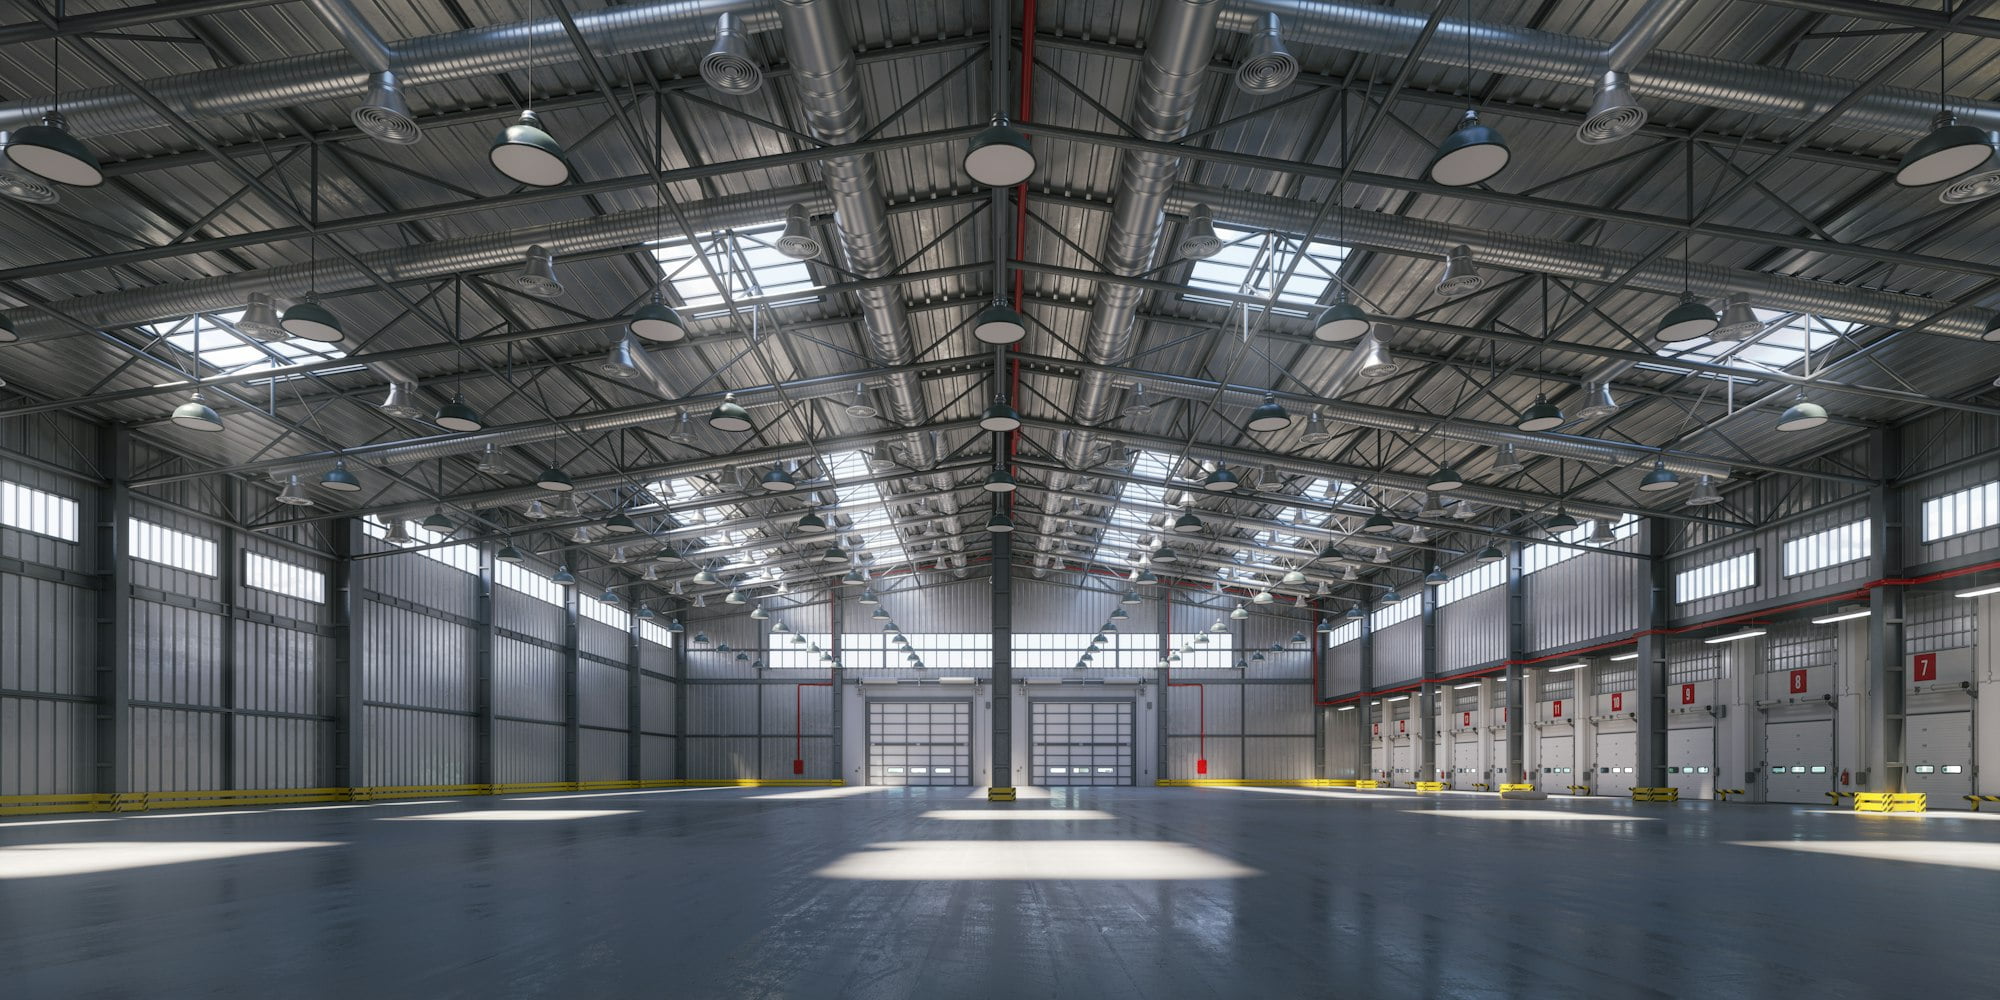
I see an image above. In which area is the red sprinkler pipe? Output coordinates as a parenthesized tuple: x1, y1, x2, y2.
(1003, 0, 1034, 487)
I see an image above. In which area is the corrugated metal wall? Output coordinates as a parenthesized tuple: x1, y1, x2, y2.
(1523, 540, 1645, 651)
(1372, 619, 1421, 684)
(361, 540, 477, 787)
(1439, 585, 1507, 672)
(1901, 410, 2000, 571)
(1326, 638, 1361, 696)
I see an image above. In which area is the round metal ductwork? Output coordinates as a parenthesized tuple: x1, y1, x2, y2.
(701, 13, 765, 96)
(1235, 13, 1298, 95)
(352, 70, 421, 146)
(1577, 71, 1645, 145)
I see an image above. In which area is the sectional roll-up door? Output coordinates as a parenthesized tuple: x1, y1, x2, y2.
(1490, 731, 1508, 786)
(1031, 700, 1134, 786)
(1667, 725, 1714, 800)
(1451, 732, 1480, 787)
(866, 700, 970, 786)
(1594, 727, 1636, 798)
(1390, 741, 1414, 783)
(1764, 718, 1833, 803)
(1538, 732, 1575, 789)
(1906, 712, 1973, 802)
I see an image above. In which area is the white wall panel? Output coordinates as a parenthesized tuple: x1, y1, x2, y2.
(493, 636, 562, 723)
(578, 729, 627, 782)
(235, 620, 327, 717)
(0, 696, 92, 794)
(130, 600, 223, 708)
(581, 619, 629, 663)
(492, 720, 563, 783)
(129, 706, 223, 791)
(686, 684, 758, 735)
(640, 675, 675, 734)
(1439, 585, 1507, 672)
(1246, 684, 1314, 735)
(363, 706, 474, 787)
(687, 737, 760, 778)
(762, 682, 832, 735)
(1372, 619, 1422, 683)
(1526, 543, 1644, 650)
(578, 660, 629, 730)
(0, 575, 93, 696)
(365, 605, 473, 712)
(234, 715, 327, 789)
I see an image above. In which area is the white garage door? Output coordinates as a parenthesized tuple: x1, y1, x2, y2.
(1490, 732, 1509, 786)
(1390, 741, 1414, 783)
(1907, 712, 1973, 803)
(1596, 731, 1636, 797)
(1451, 733, 1480, 788)
(1538, 732, 1575, 790)
(1031, 700, 1133, 786)
(867, 700, 970, 786)
(1667, 726, 1714, 800)
(1765, 718, 1833, 803)
(1370, 742, 1386, 780)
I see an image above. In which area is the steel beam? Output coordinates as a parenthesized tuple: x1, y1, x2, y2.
(92, 426, 133, 795)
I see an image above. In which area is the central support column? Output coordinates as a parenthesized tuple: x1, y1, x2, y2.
(1635, 517, 1670, 790)
(989, 507, 1014, 799)
(1505, 542, 1527, 784)
(1418, 583, 1440, 782)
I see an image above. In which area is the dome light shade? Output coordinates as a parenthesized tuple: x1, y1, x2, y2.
(1656, 296, 1719, 343)
(1895, 112, 1996, 187)
(1427, 465, 1466, 492)
(1776, 390, 1828, 432)
(1231, 603, 1249, 620)
(551, 565, 576, 586)
(1173, 512, 1205, 534)
(535, 466, 573, 492)
(1311, 296, 1371, 343)
(275, 474, 314, 507)
(496, 544, 526, 564)
(172, 391, 224, 432)
(774, 203, 821, 259)
(3, 112, 102, 187)
(1545, 508, 1579, 533)
(1425, 565, 1449, 586)
(433, 392, 484, 432)
(1476, 544, 1505, 564)
(986, 511, 1014, 533)
(963, 118, 1036, 187)
(1252, 590, 1275, 605)
(490, 109, 570, 187)
(628, 299, 687, 342)
(709, 392, 754, 433)
(320, 459, 362, 492)
(693, 566, 719, 586)
(605, 511, 638, 534)
(858, 589, 880, 606)
(759, 466, 798, 492)
(795, 510, 828, 533)
(1203, 467, 1241, 492)
(749, 605, 769, 620)
(984, 466, 1017, 493)
(1639, 459, 1680, 492)
(973, 302, 1027, 345)
(1362, 511, 1395, 533)
(421, 507, 454, 533)
(1151, 546, 1180, 564)
(1427, 110, 1510, 187)
(279, 297, 344, 343)
(1245, 393, 1292, 432)
(980, 398, 1022, 432)
(1120, 589, 1142, 605)
(1517, 395, 1565, 432)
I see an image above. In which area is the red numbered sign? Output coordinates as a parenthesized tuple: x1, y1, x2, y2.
(1462, 711, 1472, 728)
(1372, 723, 1380, 738)
(1610, 693, 1623, 712)
(1789, 669, 1808, 694)
(1681, 683, 1695, 705)
(1914, 653, 1938, 682)
(1552, 700, 1564, 718)
(1398, 719, 1407, 734)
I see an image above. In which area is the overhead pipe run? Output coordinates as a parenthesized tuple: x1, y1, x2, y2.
(1219, 0, 2000, 137)
(1578, 0, 1695, 144)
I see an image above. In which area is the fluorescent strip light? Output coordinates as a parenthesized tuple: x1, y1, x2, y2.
(939, 677, 977, 685)
(1954, 583, 2000, 600)
(1704, 629, 1767, 645)
(1336, 705, 1356, 712)
(1453, 681, 1481, 690)
(1608, 652, 1639, 662)
(1810, 608, 1872, 624)
(1545, 662, 1585, 673)
(1385, 694, 1409, 702)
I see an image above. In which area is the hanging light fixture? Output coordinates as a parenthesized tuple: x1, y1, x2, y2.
(963, 116, 1036, 187)
(172, 391, 224, 432)
(980, 396, 1022, 432)
(552, 564, 577, 586)
(1362, 510, 1396, 534)
(1545, 507, 1579, 533)
(1639, 459, 1681, 492)
(1203, 466, 1241, 492)
(1230, 603, 1250, 620)
(774, 202, 821, 259)
(1656, 296, 1719, 343)
(858, 589, 880, 606)
(1476, 543, 1505, 564)
(1576, 380, 1619, 420)
(1311, 294, 1371, 343)
(1586, 519, 1619, 546)
(1, 112, 97, 188)
(986, 511, 1014, 533)
(1234, 12, 1299, 93)
(1776, 390, 1829, 432)
(1517, 395, 1564, 432)
(523, 499, 551, 520)
(692, 566, 719, 586)
(320, 459, 362, 492)
(275, 474, 314, 507)
(534, 465, 573, 492)
(627, 295, 688, 343)
(279, 296, 343, 344)
(1898, 114, 1996, 188)
(1489, 442, 1525, 475)
(1428, 464, 1466, 492)
(597, 333, 641, 379)
(1120, 589, 1143, 606)
(759, 466, 798, 493)
(1427, 109, 1510, 187)
(1436, 245, 1483, 297)
(795, 510, 828, 534)
(433, 392, 484, 432)
(749, 604, 769, 621)
(1136, 569, 1159, 586)
(568, 525, 592, 545)
(421, 508, 456, 535)
(725, 586, 747, 604)
(984, 466, 1017, 493)
(237, 293, 285, 341)
(1425, 565, 1449, 586)
(1381, 588, 1404, 605)
(817, 546, 848, 564)
(1173, 512, 1205, 534)
(1281, 567, 1307, 586)
(496, 543, 526, 564)
(1713, 293, 1760, 341)
(1245, 393, 1293, 433)
(605, 511, 638, 535)
(709, 392, 754, 433)
(1252, 589, 1275, 605)
(973, 300, 1028, 345)
(490, 109, 571, 187)
(1355, 328, 1399, 378)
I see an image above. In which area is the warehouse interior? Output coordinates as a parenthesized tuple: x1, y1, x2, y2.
(4, 0, 2000, 995)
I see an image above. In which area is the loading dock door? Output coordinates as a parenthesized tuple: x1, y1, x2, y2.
(1764, 718, 1833, 803)
(1451, 733, 1480, 788)
(1371, 741, 1386, 779)
(1667, 726, 1714, 800)
(866, 700, 970, 786)
(1031, 700, 1134, 786)
(1490, 731, 1508, 786)
(1595, 730, 1636, 798)
(1390, 741, 1414, 783)
(1906, 712, 1973, 803)
(1538, 732, 1574, 789)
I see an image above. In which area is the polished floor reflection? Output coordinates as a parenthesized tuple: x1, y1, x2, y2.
(3, 785, 1997, 998)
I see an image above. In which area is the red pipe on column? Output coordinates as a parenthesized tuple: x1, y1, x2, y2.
(1163, 593, 1207, 775)
(1003, 0, 1035, 487)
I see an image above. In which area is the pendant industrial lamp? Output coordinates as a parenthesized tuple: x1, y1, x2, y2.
(320, 459, 362, 492)
(980, 395, 1022, 432)
(1896, 23, 1995, 188)
(1425, 3, 1510, 187)
(275, 475, 314, 507)
(2, 7, 103, 189)
(973, 299, 1028, 345)
(433, 282, 483, 431)
(1658, 144, 1718, 343)
(170, 318, 225, 432)
(709, 392, 754, 433)
(281, 144, 343, 342)
(490, 108, 570, 187)
(1639, 458, 1680, 492)
(964, 116, 1036, 187)
(1517, 277, 1565, 431)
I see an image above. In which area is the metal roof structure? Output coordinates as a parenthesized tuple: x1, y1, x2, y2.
(1, 0, 1996, 612)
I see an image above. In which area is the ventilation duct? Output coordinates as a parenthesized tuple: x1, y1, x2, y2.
(1577, 0, 1692, 144)
(1219, 1, 2000, 137)
(774, 203, 822, 259)
(1234, 13, 1298, 95)
(701, 12, 766, 96)
(1177, 203, 1224, 259)
(352, 70, 420, 145)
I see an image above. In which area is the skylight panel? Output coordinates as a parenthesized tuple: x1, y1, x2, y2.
(651, 222, 823, 310)
(147, 309, 359, 383)
(1651, 309, 1851, 381)
(1184, 226, 1351, 309)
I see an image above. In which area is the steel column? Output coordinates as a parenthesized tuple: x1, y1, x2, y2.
(475, 542, 497, 785)
(1866, 427, 1906, 792)
(1635, 517, 1671, 789)
(92, 427, 132, 795)
(1356, 606, 1375, 779)
(1505, 542, 1526, 784)
(1418, 582, 1439, 782)
(563, 586, 582, 783)
(218, 479, 239, 789)
(627, 613, 643, 781)
(331, 517, 364, 788)
(990, 488, 1014, 797)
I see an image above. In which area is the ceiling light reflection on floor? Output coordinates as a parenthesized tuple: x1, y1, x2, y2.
(0, 841, 337, 879)
(382, 809, 636, 822)
(1415, 809, 1660, 822)
(748, 787, 892, 801)
(1208, 787, 1410, 801)
(815, 840, 1258, 880)
(510, 788, 740, 801)
(920, 810, 1115, 821)
(1735, 840, 2000, 871)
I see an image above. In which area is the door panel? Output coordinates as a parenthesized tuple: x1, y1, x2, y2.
(867, 700, 970, 786)
(1764, 719, 1833, 804)
(1032, 700, 1134, 786)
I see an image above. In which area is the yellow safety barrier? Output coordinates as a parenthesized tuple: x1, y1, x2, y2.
(1474, 783, 1490, 791)
(1854, 792, 1927, 813)
(988, 786, 1017, 802)
(1354, 779, 1381, 789)
(1566, 785, 1592, 795)
(1413, 781, 1447, 792)
(0, 779, 844, 817)
(1964, 795, 2000, 811)
(1499, 783, 1535, 792)
(1157, 779, 1343, 787)
(1714, 788, 1747, 801)
(1823, 790, 1859, 805)
(1631, 786, 1680, 802)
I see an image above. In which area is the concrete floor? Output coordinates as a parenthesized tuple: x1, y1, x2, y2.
(3, 786, 1998, 999)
